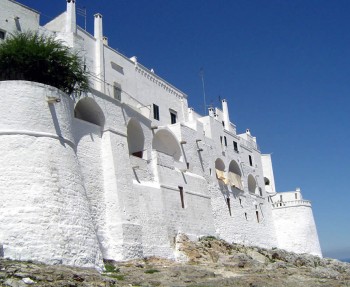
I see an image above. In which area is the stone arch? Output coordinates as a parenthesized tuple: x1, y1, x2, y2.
(74, 97, 105, 127)
(248, 174, 257, 193)
(152, 129, 182, 161)
(215, 158, 226, 182)
(127, 118, 145, 158)
(228, 160, 242, 176)
(228, 160, 243, 190)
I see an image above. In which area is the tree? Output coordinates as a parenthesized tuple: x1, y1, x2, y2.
(0, 32, 89, 96)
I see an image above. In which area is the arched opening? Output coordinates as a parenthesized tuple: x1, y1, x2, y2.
(152, 129, 182, 161)
(264, 177, 270, 186)
(248, 174, 257, 193)
(74, 97, 105, 126)
(228, 160, 243, 190)
(127, 118, 145, 158)
(215, 158, 226, 183)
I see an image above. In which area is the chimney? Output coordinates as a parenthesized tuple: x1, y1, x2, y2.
(103, 36, 108, 46)
(94, 13, 104, 91)
(188, 108, 195, 121)
(66, 0, 76, 33)
(222, 99, 230, 131)
(94, 13, 103, 40)
(208, 107, 214, 117)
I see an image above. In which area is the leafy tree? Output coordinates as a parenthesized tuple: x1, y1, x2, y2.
(0, 32, 89, 96)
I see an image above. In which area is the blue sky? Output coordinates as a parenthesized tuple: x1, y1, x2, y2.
(17, 0, 350, 260)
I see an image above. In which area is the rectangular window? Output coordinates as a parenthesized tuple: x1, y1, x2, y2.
(113, 83, 121, 101)
(295, 193, 298, 199)
(249, 155, 253, 166)
(280, 195, 283, 202)
(170, 111, 177, 124)
(179, 186, 185, 209)
(226, 198, 231, 216)
(233, 141, 238, 152)
(0, 30, 5, 40)
(153, 104, 159, 120)
(220, 136, 223, 145)
(224, 136, 227, 147)
(256, 211, 260, 223)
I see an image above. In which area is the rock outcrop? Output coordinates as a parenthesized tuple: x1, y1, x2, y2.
(0, 236, 349, 286)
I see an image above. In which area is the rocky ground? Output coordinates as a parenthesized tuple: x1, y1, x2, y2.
(1, 235, 349, 287)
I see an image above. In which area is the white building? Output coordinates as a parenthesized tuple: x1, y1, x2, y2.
(0, 0, 322, 270)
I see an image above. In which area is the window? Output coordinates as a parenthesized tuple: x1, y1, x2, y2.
(186, 162, 190, 169)
(224, 136, 227, 147)
(295, 193, 298, 199)
(153, 104, 159, 120)
(0, 30, 5, 40)
(233, 141, 238, 152)
(222, 121, 225, 127)
(170, 111, 177, 124)
(256, 211, 260, 223)
(226, 198, 231, 216)
(280, 195, 283, 202)
(220, 136, 223, 145)
(179, 186, 185, 209)
(113, 82, 121, 101)
(249, 155, 253, 166)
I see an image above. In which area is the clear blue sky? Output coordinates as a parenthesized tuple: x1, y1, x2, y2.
(17, 0, 350, 260)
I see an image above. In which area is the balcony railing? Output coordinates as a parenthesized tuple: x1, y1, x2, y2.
(272, 200, 311, 209)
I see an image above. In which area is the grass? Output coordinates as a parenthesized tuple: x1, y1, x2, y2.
(104, 262, 119, 273)
(144, 269, 160, 274)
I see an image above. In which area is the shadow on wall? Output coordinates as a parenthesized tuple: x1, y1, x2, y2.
(74, 97, 105, 127)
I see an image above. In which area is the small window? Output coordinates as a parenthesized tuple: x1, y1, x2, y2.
(224, 136, 227, 147)
(186, 162, 190, 169)
(233, 141, 238, 152)
(259, 187, 262, 196)
(280, 195, 283, 202)
(170, 111, 177, 124)
(153, 104, 159, 120)
(256, 211, 260, 223)
(244, 212, 248, 220)
(249, 155, 253, 166)
(295, 193, 298, 199)
(113, 83, 121, 101)
(0, 30, 5, 40)
(222, 121, 225, 127)
(179, 186, 185, 209)
(220, 136, 223, 145)
(226, 198, 231, 216)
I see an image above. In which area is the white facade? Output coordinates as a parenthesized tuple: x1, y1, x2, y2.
(0, 0, 322, 270)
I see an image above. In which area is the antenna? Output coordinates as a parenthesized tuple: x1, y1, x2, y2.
(200, 67, 207, 115)
(77, 6, 87, 31)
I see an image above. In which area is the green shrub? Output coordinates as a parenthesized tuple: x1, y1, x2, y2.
(144, 269, 160, 274)
(0, 32, 89, 96)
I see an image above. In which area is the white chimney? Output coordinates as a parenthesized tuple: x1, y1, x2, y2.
(188, 108, 195, 121)
(208, 107, 214, 117)
(94, 13, 104, 91)
(66, 0, 76, 33)
(94, 13, 103, 40)
(222, 99, 230, 131)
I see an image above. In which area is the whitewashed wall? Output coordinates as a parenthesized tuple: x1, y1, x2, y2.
(0, 81, 103, 270)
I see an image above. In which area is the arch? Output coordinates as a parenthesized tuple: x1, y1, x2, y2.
(248, 174, 257, 193)
(152, 129, 182, 161)
(228, 160, 243, 190)
(264, 177, 270, 186)
(74, 97, 105, 126)
(228, 160, 242, 176)
(215, 158, 225, 171)
(215, 158, 226, 182)
(127, 118, 145, 158)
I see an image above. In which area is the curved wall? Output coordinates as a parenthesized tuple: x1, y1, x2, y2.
(0, 81, 103, 269)
(272, 203, 322, 257)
